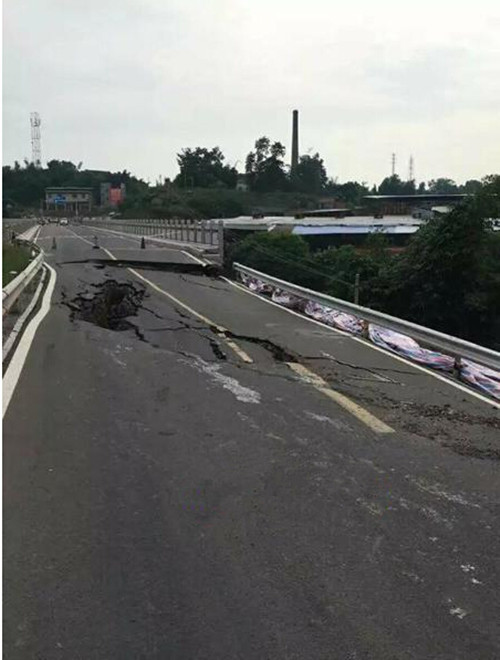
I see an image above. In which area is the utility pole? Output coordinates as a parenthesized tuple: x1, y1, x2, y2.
(30, 112, 41, 167)
(391, 152, 396, 177)
(291, 109, 299, 175)
(408, 154, 415, 181)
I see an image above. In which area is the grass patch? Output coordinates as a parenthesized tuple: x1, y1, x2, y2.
(2, 243, 32, 286)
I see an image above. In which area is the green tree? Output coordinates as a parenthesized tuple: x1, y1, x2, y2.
(378, 175, 416, 195)
(384, 178, 500, 345)
(174, 147, 237, 189)
(293, 153, 328, 194)
(245, 137, 289, 192)
(229, 232, 320, 286)
(427, 178, 459, 194)
(324, 180, 370, 206)
(462, 179, 482, 194)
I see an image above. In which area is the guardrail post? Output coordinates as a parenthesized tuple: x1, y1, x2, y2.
(218, 221, 224, 262)
(354, 273, 360, 305)
(201, 221, 206, 244)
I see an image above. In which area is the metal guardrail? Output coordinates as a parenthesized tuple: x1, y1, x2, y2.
(3, 236, 44, 315)
(233, 263, 500, 371)
(3, 220, 38, 243)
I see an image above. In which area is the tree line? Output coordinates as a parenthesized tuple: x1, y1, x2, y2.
(175, 138, 484, 202)
(2, 159, 148, 215)
(1, 143, 486, 217)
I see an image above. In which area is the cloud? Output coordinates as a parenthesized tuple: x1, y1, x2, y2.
(3, 0, 500, 184)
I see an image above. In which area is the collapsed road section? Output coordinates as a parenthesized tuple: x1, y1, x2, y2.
(65, 280, 145, 333)
(58, 257, 221, 277)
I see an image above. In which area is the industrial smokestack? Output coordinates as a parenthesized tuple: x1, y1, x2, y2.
(291, 109, 299, 174)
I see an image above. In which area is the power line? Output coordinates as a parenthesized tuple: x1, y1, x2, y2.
(245, 242, 355, 289)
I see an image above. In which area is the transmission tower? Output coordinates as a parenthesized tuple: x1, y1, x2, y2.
(409, 154, 415, 181)
(391, 152, 396, 176)
(30, 112, 41, 167)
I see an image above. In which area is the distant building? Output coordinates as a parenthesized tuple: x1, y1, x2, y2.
(304, 208, 352, 218)
(100, 182, 126, 207)
(45, 187, 93, 214)
(316, 197, 346, 210)
(363, 194, 467, 216)
(219, 214, 423, 251)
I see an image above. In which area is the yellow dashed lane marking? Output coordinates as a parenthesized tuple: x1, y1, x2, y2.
(287, 362, 394, 434)
(101, 248, 253, 364)
(103, 247, 394, 430)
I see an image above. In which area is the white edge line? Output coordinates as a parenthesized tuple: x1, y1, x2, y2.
(73, 225, 206, 264)
(3, 263, 57, 418)
(222, 277, 500, 410)
(221, 276, 350, 337)
(65, 226, 98, 247)
(182, 250, 206, 265)
(85, 224, 208, 253)
(86, 226, 144, 244)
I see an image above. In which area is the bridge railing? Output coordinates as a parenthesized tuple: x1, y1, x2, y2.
(233, 262, 500, 375)
(78, 217, 222, 250)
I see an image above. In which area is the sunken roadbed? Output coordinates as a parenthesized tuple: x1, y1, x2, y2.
(3, 223, 500, 660)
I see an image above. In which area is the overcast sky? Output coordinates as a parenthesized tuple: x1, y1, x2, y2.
(3, 0, 500, 185)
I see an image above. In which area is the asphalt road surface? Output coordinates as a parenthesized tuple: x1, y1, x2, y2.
(3, 223, 500, 659)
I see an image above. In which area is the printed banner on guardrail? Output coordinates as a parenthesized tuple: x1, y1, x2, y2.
(238, 272, 500, 401)
(368, 325, 455, 371)
(460, 361, 500, 400)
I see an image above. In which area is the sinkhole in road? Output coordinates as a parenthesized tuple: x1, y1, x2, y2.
(68, 280, 145, 332)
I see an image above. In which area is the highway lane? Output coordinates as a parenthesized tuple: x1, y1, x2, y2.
(3, 222, 500, 659)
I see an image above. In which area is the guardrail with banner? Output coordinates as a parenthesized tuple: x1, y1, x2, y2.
(233, 262, 500, 400)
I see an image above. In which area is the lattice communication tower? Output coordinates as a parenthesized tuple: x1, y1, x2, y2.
(30, 112, 41, 167)
(409, 154, 415, 181)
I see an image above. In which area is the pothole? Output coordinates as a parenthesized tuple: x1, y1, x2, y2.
(67, 280, 145, 332)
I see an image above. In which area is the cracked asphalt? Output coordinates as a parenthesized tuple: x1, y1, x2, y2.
(3, 223, 500, 659)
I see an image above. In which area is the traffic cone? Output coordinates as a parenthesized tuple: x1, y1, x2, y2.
(140, 237, 146, 249)
(52, 237, 57, 250)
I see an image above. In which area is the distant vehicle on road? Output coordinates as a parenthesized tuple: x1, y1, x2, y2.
(60, 218, 68, 226)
